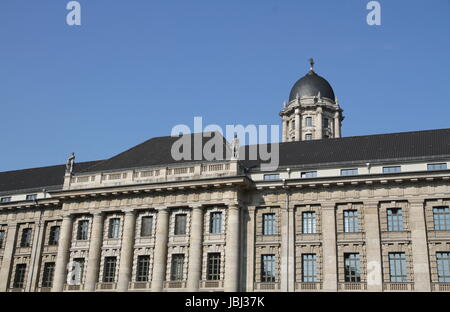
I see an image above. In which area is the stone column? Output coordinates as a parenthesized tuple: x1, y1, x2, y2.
(282, 117, 287, 143)
(280, 199, 288, 291)
(151, 207, 169, 292)
(52, 215, 73, 292)
(316, 107, 323, 139)
(85, 212, 104, 291)
(245, 206, 256, 292)
(409, 199, 431, 291)
(0, 223, 18, 291)
(117, 210, 136, 292)
(364, 202, 383, 291)
(187, 205, 204, 291)
(224, 204, 240, 292)
(287, 202, 295, 291)
(322, 204, 337, 291)
(27, 214, 46, 292)
(294, 109, 300, 141)
(334, 112, 341, 138)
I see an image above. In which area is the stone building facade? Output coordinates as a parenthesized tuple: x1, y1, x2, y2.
(0, 62, 449, 292)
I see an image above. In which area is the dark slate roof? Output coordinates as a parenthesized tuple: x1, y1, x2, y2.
(289, 70, 335, 101)
(80, 132, 229, 173)
(0, 161, 100, 194)
(240, 128, 450, 170)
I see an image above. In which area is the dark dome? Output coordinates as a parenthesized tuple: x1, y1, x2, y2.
(289, 70, 335, 102)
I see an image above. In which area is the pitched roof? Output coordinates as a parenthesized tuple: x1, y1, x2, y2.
(0, 161, 100, 194)
(240, 128, 450, 169)
(80, 132, 229, 173)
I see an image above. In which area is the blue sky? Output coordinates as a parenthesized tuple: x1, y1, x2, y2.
(0, 0, 449, 171)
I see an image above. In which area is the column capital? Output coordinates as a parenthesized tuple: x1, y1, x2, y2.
(191, 204, 203, 210)
(409, 198, 425, 206)
(227, 204, 240, 211)
(62, 214, 73, 221)
(155, 206, 168, 212)
(321, 203, 336, 211)
(364, 201, 379, 209)
(91, 211, 104, 217)
(122, 209, 136, 216)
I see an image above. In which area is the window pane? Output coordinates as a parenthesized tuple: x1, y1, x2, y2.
(344, 210, 359, 233)
(20, 228, 32, 248)
(136, 255, 150, 282)
(387, 208, 404, 232)
(344, 253, 361, 282)
(0, 230, 5, 248)
(437, 252, 450, 283)
(42, 262, 55, 288)
(261, 254, 276, 282)
(108, 218, 120, 239)
(140, 216, 153, 237)
(302, 212, 316, 234)
(383, 166, 401, 173)
(170, 254, 185, 281)
(264, 174, 280, 181)
(210, 212, 223, 234)
(301, 171, 317, 178)
(48, 226, 60, 245)
(77, 220, 89, 240)
(207, 253, 221, 280)
(103, 257, 117, 283)
(174, 214, 187, 235)
(433, 207, 450, 231)
(341, 169, 359, 176)
(71, 258, 85, 285)
(389, 253, 408, 282)
(13, 264, 27, 288)
(302, 254, 317, 282)
(263, 213, 276, 235)
(427, 163, 447, 171)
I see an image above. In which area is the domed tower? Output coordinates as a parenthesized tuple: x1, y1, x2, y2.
(280, 58, 344, 142)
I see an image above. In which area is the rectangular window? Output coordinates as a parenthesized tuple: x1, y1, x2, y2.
(305, 134, 313, 141)
(207, 253, 221, 281)
(387, 208, 404, 232)
(305, 117, 313, 127)
(389, 253, 408, 282)
(174, 214, 187, 235)
(170, 254, 185, 281)
(433, 207, 450, 231)
(344, 253, 361, 282)
(302, 254, 317, 282)
(210, 212, 223, 234)
(383, 166, 401, 173)
(263, 213, 276, 235)
(301, 171, 317, 178)
(13, 263, 27, 288)
(261, 255, 276, 283)
(136, 255, 150, 282)
(436, 252, 450, 283)
(302, 212, 316, 234)
(26, 194, 37, 201)
(341, 168, 359, 176)
(140, 216, 153, 237)
(0, 197, 11, 203)
(71, 258, 85, 285)
(344, 210, 360, 233)
(0, 230, 5, 248)
(20, 228, 32, 248)
(108, 218, 121, 239)
(323, 118, 329, 128)
(48, 226, 60, 246)
(264, 174, 280, 181)
(41, 262, 55, 288)
(427, 163, 447, 171)
(102, 257, 117, 283)
(77, 220, 89, 240)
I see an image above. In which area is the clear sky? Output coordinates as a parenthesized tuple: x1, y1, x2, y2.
(0, 0, 449, 172)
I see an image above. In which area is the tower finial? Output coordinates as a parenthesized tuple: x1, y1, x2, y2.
(309, 58, 315, 71)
